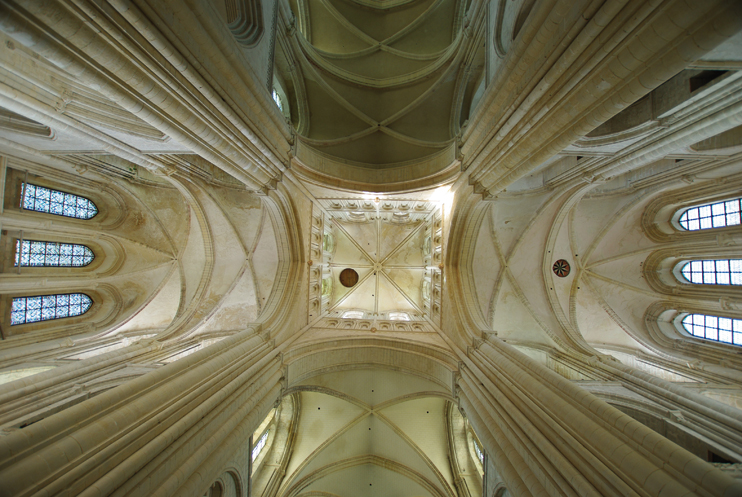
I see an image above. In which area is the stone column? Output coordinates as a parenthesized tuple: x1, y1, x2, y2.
(457, 337, 742, 496)
(0, 326, 283, 497)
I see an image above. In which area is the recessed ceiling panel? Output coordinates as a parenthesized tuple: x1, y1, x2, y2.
(336, 274, 376, 312)
(383, 223, 425, 266)
(384, 267, 424, 307)
(337, 220, 378, 260)
(332, 226, 374, 266)
(379, 221, 421, 262)
(331, 266, 372, 305)
(377, 274, 417, 313)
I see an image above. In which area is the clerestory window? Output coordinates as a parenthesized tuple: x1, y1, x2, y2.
(680, 259, 742, 285)
(678, 198, 740, 231)
(252, 430, 269, 461)
(682, 313, 742, 346)
(342, 311, 364, 319)
(15, 240, 94, 267)
(21, 183, 98, 220)
(10, 293, 92, 325)
(272, 89, 283, 112)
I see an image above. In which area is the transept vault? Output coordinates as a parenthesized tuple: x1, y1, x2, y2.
(0, 1, 741, 496)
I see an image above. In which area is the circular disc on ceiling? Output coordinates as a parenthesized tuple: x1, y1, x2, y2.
(339, 268, 359, 288)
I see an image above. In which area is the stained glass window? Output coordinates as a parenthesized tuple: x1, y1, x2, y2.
(681, 259, 742, 285)
(10, 293, 92, 325)
(15, 240, 94, 267)
(679, 198, 740, 231)
(252, 430, 269, 461)
(21, 183, 98, 219)
(388, 312, 410, 321)
(682, 314, 742, 346)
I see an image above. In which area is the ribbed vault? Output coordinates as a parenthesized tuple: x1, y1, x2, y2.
(278, 369, 458, 497)
(287, 0, 472, 170)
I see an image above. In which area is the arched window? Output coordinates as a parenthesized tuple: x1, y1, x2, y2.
(472, 435, 484, 464)
(272, 89, 283, 112)
(342, 310, 364, 319)
(680, 259, 742, 285)
(10, 293, 92, 325)
(679, 198, 740, 231)
(682, 314, 742, 346)
(252, 429, 269, 461)
(21, 183, 98, 219)
(15, 240, 94, 267)
(388, 312, 410, 321)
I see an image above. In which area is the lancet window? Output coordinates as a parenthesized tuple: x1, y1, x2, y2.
(15, 240, 94, 267)
(678, 198, 741, 231)
(473, 436, 484, 464)
(682, 314, 742, 346)
(21, 183, 98, 219)
(10, 293, 93, 325)
(680, 259, 742, 285)
(272, 89, 283, 112)
(252, 430, 269, 462)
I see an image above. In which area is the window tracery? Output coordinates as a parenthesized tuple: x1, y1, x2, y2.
(15, 240, 94, 267)
(679, 198, 741, 231)
(682, 313, 742, 346)
(680, 259, 742, 285)
(10, 293, 93, 325)
(21, 183, 98, 219)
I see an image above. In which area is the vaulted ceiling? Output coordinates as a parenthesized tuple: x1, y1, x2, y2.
(279, 369, 459, 497)
(323, 198, 440, 319)
(284, 0, 481, 174)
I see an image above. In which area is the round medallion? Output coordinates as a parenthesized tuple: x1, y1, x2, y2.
(552, 259, 570, 277)
(339, 268, 359, 288)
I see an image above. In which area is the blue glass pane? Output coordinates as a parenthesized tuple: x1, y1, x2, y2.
(679, 198, 741, 231)
(9, 293, 92, 325)
(21, 183, 98, 220)
(14, 240, 95, 267)
(682, 314, 742, 347)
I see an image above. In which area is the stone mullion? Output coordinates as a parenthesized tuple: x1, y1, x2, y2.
(0, 328, 276, 497)
(476, 338, 742, 496)
(461, 356, 609, 497)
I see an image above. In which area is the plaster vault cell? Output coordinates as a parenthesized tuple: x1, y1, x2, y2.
(327, 214, 429, 319)
(280, 369, 456, 497)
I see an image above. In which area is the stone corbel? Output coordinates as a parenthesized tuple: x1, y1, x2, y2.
(717, 233, 737, 246)
(581, 172, 605, 185)
(686, 359, 706, 370)
(668, 410, 686, 423)
(258, 176, 281, 195)
(720, 298, 742, 311)
(467, 338, 484, 356)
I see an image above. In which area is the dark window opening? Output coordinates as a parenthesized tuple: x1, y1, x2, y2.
(689, 71, 726, 92)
